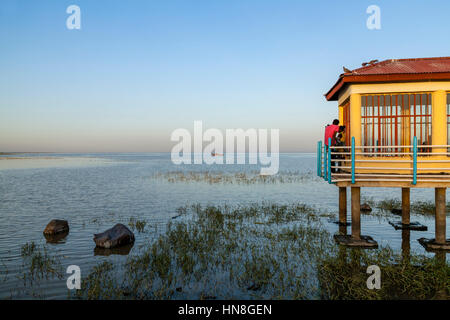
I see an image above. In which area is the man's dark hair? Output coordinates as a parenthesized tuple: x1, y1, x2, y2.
(332, 119, 339, 125)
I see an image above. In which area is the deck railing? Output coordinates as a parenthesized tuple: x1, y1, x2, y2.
(317, 136, 450, 184)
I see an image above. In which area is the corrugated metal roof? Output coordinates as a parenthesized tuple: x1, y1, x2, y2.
(325, 57, 450, 101)
(351, 57, 450, 75)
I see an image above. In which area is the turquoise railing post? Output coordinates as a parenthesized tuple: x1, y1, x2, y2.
(351, 137, 355, 184)
(317, 141, 322, 177)
(323, 143, 327, 181)
(413, 136, 417, 185)
(328, 138, 332, 183)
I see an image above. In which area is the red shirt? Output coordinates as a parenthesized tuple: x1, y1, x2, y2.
(324, 124, 339, 146)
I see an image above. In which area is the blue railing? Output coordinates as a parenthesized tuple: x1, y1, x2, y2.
(351, 136, 355, 184)
(315, 136, 449, 184)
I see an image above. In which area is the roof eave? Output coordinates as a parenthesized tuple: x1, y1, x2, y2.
(325, 72, 450, 101)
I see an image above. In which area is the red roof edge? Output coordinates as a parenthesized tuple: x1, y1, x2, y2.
(325, 72, 450, 101)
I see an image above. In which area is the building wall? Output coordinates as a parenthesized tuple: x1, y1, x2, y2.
(335, 81, 450, 174)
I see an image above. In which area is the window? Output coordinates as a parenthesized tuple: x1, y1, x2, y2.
(361, 93, 432, 154)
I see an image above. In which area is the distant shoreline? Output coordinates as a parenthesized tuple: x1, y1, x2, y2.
(0, 152, 54, 155)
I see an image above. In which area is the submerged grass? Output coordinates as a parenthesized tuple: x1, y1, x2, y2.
(362, 197, 450, 216)
(128, 217, 147, 233)
(319, 247, 449, 300)
(74, 202, 335, 299)
(72, 202, 449, 300)
(12, 242, 64, 298)
(153, 170, 319, 184)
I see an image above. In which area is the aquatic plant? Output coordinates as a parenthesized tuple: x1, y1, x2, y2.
(11, 242, 64, 298)
(376, 199, 402, 212)
(74, 202, 336, 299)
(319, 247, 449, 300)
(362, 198, 450, 217)
(19, 242, 63, 282)
(74, 202, 450, 300)
(153, 170, 320, 185)
(128, 217, 147, 233)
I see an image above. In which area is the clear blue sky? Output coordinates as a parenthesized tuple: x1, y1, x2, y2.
(1, 0, 450, 152)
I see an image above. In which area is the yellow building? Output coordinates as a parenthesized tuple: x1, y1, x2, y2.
(320, 57, 450, 250)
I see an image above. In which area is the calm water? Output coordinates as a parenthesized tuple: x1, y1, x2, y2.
(0, 153, 448, 299)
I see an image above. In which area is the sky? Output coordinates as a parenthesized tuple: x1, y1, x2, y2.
(1, 0, 450, 152)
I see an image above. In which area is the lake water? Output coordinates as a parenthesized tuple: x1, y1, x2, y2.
(0, 153, 448, 299)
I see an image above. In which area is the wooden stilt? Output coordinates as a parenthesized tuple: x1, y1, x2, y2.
(351, 187, 361, 240)
(339, 187, 347, 225)
(402, 188, 410, 225)
(435, 188, 446, 245)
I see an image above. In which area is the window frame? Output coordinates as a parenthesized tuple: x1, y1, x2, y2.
(360, 92, 432, 155)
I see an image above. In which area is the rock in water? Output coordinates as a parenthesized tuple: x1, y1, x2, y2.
(361, 203, 372, 212)
(43, 219, 69, 235)
(94, 223, 135, 249)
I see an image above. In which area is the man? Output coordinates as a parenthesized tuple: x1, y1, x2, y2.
(324, 119, 340, 174)
(335, 126, 346, 172)
(324, 119, 340, 147)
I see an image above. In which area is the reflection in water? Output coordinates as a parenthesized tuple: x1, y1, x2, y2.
(43, 231, 69, 244)
(338, 224, 347, 236)
(401, 229, 410, 263)
(94, 243, 134, 256)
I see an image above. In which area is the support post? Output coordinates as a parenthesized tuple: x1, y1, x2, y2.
(402, 188, 410, 225)
(351, 187, 361, 240)
(339, 187, 347, 225)
(435, 188, 446, 244)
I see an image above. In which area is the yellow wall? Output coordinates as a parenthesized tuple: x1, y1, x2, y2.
(432, 90, 447, 154)
(336, 82, 450, 174)
(349, 93, 361, 146)
(338, 105, 344, 125)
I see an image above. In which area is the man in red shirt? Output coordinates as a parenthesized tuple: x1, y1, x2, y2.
(324, 119, 340, 147)
(324, 119, 340, 173)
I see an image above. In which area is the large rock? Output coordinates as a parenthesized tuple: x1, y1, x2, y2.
(94, 223, 135, 249)
(43, 219, 69, 235)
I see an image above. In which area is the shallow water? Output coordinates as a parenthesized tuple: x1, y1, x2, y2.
(0, 153, 448, 299)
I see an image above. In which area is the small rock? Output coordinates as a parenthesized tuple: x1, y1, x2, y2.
(94, 223, 135, 249)
(43, 219, 69, 235)
(391, 208, 402, 215)
(361, 203, 372, 212)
